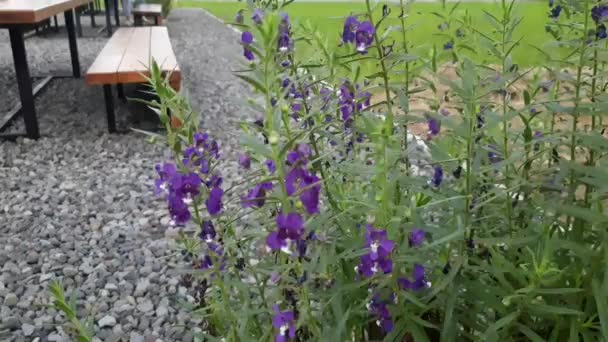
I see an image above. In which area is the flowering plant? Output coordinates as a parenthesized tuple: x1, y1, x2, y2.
(147, 0, 608, 340)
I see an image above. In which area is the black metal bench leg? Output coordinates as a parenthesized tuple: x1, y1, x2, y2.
(113, 0, 120, 27)
(154, 16, 159, 26)
(103, 85, 117, 133)
(53, 16, 59, 32)
(104, 0, 112, 37)
(134, 14, 141, 26)
(75, 6, 83, 38)
(9, 27, 40, 139)
(64, 9, 81, 78)
(117, 84, 125, 100)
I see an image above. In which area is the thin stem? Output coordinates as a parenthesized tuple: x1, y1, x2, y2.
(399, 0, 411, 174)
(567, 1, 590, 235)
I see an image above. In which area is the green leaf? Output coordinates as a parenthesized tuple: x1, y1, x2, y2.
(482, 311, 519, 341)
(234, 74, 267, 94)
(527, 303, 583, 316)
(516, 323, 545, 342)
(592, 279, 608, 340)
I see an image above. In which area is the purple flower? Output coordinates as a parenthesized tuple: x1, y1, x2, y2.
(206, 186, 223, 215)
(439, 108, 450, 116)
(428, 118, 441, 137)
(200, 220, 216, 243)
(239, 154, 251, 169)
(548, 0, 554, 7)
(534, 131, 543, 152)
(265, 159, 276, 173)
(488, 145, 502, 164)
(169, 172, 202, 204)
(241, 31, 253, 45)
(368, 297, 393, 333)
(154, 162, 177, 195)
(235, 9, 244, 24)
(272, 304, 296, 342)
(364, 226, 395, 260)
(357, 254, 393, 277)
(168, 193, 191, 226)
(408, 228, 426, 247)
(398, 263, 429, 291)
(278, 32, 291, 52)
(266, 213, 305, 254)
(242, 182, 273, 208)
(357, 91, 371, 111)
(598, 24, 607, 39)
(279, 12, 290, 32)
(443, 41, 454, 50)
(549, 5, 562, 19)
(355, 21, 375, 54)
(431, 166, 443, 187)
(252, 9, 264, 25)
(285, 167, 321, 214)
(342, 16, 359, 44)
(592, 5, 608, 23)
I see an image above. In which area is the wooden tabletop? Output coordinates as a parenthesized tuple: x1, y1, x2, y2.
(0, 0, 92, 24)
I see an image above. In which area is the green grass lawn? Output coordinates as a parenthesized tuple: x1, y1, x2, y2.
(177, 1, 552, 67)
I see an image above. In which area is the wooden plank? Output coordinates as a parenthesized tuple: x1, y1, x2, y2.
(85, 28, 134, 85)
(150, 26, 180, 87)
(0, 0, 92, 24)
(117, 27, 152, 84)
(132, 4, 162, 15)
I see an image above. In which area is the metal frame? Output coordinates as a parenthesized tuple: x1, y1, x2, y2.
(103, 85, 117, 133)
(0, 9, 82, 140)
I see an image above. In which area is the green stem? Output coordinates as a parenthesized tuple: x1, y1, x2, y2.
(365, 0, 396, 225)
(500, 1, 514, 236)
(567, 1, 590, 235)
(399, 0, 411, 174)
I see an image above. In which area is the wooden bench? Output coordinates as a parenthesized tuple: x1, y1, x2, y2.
(85, 27, 181, 132)
(133, 4, 162, 26)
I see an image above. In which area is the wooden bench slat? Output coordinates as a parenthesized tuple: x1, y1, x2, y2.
(86, 27, 180, 89)
(150, 26, 180, 88)
(116, 27, 152, 84)
(132, 4, 162, 15)
(85, 28, 135, 85)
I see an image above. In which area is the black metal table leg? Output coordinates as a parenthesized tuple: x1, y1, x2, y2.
(103, 85, 117, 133)
(104, 0, 112, 37)
(89, 3, 96, 27)
(53, 15, 59, 32)
(113, 0, 120, 27)
(64, 9, 81, 78)
(116, 84, 125, 100)
(75, 6, 83, 37)
(154, 16, 159, 26)
(8, 27, 39, 139)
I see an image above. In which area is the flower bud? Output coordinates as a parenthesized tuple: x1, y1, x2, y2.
(269, 131, 280, 145)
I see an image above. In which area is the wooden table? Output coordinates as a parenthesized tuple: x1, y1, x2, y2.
(0, 0, 90, 139)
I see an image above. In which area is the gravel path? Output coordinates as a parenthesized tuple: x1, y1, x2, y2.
(0, 8, 251, 341)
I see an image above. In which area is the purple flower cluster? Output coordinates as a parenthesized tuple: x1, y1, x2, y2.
(278, 13, 293, 53)
(272, 304, 296, 342)
(242, 182, 273, 208)
(592, 5, 608, 23)
(341, 16, 375, 54)
(154, 133, 224, 226)
(285, 144, 321, 214)
(337, 81, 371, 124)
(198, 220, 225, 272)
(241, 31, 255, 61)
(356, 226, 395, 278)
